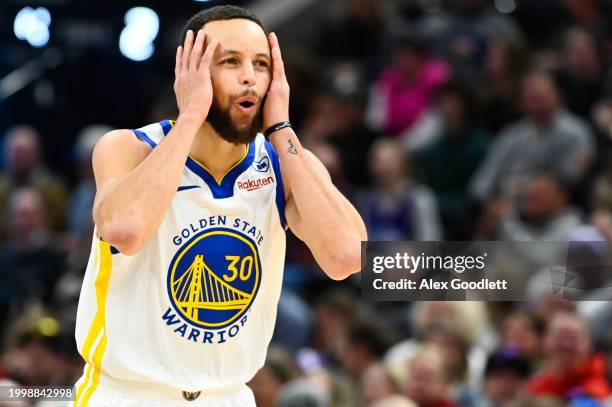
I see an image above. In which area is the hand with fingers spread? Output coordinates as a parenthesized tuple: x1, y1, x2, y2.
(174, 29, 219, 121)
(263, 32, 290, 130)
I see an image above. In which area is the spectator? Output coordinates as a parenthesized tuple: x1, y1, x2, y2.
(314, 0, 388, 64)
(0, 126, 68, 235)
(301, 68, 382, 187)
(481, 350, 532, 407)
(308, 142, 353, 198)
(420, 0, 524, 79)
(249, 347, 298, 407)
(561, 0, 610, 44)
(360, 363, 401, 406)
(557, 27, 608, 118)
(403, 345, 459, 407)
(276, 378, 331, 407)
(479, 41, 525, 133)
(487, 174, 582, 243)
(271, 291, 314, 355)
(415, 80, 490, 239)
(66, 124, 113, 244)
(356, 138, 442, 240)
(0, 188, 66, 320)
(470, 70, 594, 202)
(386, 302, 492, 393)
(479, 174, 582, 272)
(527, 311, 612, 402)
(500, 312, 544, 363)
(506, 397, 565, 407)
(371, 395, 417, 407)
(366, 32, 450, 137)
(1, 315, 78, 387)
(423, 326, 481, 407)
(312, 289, 357, 364)
(337, 318, 394, 381)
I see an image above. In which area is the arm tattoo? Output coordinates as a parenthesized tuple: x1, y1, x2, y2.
(287, 140, 297, 155)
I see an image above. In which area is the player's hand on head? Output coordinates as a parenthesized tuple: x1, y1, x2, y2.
(263, 32, 290, 129)
(174, 29, 219, 120)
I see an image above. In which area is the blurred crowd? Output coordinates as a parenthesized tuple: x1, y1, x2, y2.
(2, 0, 612, 405)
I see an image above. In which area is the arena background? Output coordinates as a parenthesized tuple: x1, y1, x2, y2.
(1, 0, 612, 406)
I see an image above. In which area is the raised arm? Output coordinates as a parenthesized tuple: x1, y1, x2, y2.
(93, 30, 218, 255)
(263, 33, 367, 280)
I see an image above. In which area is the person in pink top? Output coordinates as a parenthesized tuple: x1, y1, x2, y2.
(366, 33, 451, 136)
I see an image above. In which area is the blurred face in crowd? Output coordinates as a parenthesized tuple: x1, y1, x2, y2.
(249, 365, 284, 407)
(3, 338, 70, 386)
(339, 333, 381, 380)
(522, 175, 567, 222)
(203, 19, 271, 144)
(502, 313, 541, 359)
(369, 140, 408, 187)
(5, 126, 41, 179)
(404, 348, 449, 406)
(361, 364, 397, 405)
(310, 143, 344, 182)
(8, 188, 48, 242)
(413, 302, 458, 335)
(484, 368, 526, 406)
(439, 91, 466, 130)
(520, 73, 561, 123)
(314, 298, 353, 354)
(425, 331, 467, 383)
(394, 47, 426, 82)
(564, 28, 601, 78)
(486, 43, 508, 79)
(543, 312, 591, 370)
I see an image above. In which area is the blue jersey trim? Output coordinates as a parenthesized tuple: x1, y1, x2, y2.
(177, 185, 201, 192)
(160, 119, 173, 135)
(185, 142, 256, 199)
(264, 141, 287, 228)
(155, 119, 256, 199)
(132, 128, 156, 148)
(110, 245, 120, 255)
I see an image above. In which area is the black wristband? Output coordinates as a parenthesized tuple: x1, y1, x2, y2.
(264, 121, 291, 139)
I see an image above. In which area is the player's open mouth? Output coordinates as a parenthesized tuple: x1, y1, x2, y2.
(235, 96, 258, 113)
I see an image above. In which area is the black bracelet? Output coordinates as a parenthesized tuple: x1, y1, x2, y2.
(264, 121, 291, 139)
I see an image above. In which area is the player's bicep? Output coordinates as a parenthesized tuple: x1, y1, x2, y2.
(92, 129, 151, 223)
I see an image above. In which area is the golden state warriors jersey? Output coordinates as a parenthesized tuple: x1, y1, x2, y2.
(74, 120, 287, 395)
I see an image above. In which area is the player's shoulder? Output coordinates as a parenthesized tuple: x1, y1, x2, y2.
(92, 127, 153, 170)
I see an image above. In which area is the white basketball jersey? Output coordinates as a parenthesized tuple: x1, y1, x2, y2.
(74, 120, 287, 395)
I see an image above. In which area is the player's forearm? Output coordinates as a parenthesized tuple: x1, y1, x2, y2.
(96, 114, 201, 253)
(271, 129, 366, 278)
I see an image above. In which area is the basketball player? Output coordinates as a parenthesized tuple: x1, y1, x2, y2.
(72, 5, 366, 406)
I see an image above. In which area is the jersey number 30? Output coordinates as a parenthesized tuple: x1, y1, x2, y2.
(223, 255, 254, 282)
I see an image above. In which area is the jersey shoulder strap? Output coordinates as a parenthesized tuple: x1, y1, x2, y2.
(131, 119, 174, 148)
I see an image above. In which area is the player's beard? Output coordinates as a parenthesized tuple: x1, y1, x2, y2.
(206, 91, 265, 145)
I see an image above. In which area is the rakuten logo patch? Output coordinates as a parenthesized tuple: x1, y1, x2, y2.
(237, 176, 275, 191)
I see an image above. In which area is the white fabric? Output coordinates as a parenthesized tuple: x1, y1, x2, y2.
(74, 122, 286, 396)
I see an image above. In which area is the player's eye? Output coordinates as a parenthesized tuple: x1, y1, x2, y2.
(254, 60, 269, 68)
(223, 58, 238, 65)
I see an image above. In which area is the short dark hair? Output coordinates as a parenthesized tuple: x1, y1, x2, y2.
(180, 5, 266, 45)
(485, 349, 532, 379)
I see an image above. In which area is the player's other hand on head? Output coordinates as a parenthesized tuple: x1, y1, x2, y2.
(263, 32, 290, 129)
(174, 29, 219, 121)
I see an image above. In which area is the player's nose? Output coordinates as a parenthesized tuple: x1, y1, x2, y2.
(239, 62, 256, 87)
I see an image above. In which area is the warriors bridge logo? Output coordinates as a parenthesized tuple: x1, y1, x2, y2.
(166, 228, 261, 335)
